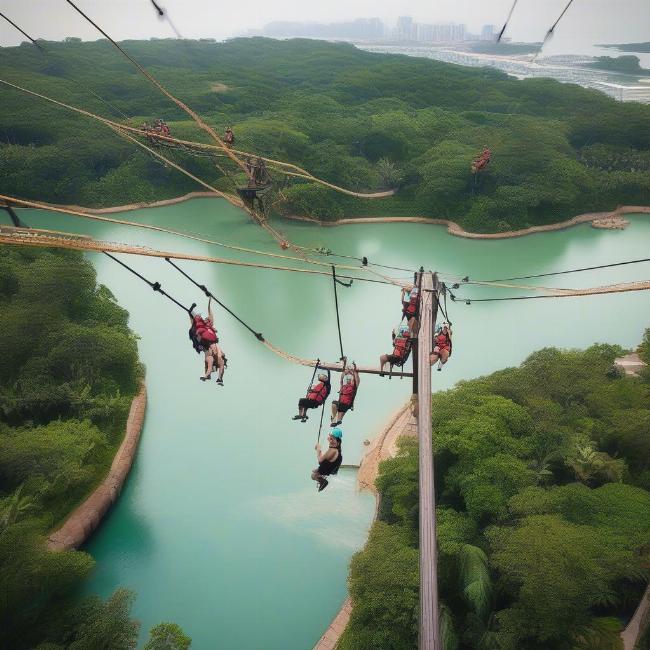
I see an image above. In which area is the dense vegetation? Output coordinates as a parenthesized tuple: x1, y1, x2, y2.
(586, 55, 650, 75)
(602, 43, 650, 53)
(0, 247, 189, 649)
(339, 337, 650, 649)
(1, 38, 649, 232)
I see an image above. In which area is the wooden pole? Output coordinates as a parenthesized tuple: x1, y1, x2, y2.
(418, 271, 441, 650)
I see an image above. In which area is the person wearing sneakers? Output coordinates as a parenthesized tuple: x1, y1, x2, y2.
(430, 321, 452, 370)
(293, 369, 331, 422)
(312, 428, 343, 492)
(331, 363, 360, 427)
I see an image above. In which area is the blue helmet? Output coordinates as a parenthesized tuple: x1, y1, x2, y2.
(331, 428, 343, 440)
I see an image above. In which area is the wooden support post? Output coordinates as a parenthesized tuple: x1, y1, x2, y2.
(418, 271, 441, 650)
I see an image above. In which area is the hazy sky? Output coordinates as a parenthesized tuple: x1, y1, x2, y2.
(1, 0, 649, 53)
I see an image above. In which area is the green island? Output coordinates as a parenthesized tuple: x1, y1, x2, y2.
(1, 37, 649, 232)
(341, 336, 650, 650)
(586, 55, 650, 76)
(0, 247, 190, 649)
(601, 43, 650, 54)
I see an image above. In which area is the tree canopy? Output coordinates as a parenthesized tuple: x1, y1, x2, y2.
(340, 335, 650, 649)
(1, 38, 649, 232)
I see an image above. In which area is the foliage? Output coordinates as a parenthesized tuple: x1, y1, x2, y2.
(0, 247, 188, 649)
(344, 340, 650, 649)
(144, 623, 192, 650)
(0, 38, 649, 232)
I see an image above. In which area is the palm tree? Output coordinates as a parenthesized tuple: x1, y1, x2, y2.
(376, 158, 403, 189)
(567, 442, 626, 485)
(0, 485, 36, 532)
(459, 544, 492, 620)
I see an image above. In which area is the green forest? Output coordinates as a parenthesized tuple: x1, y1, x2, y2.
(339, 336, 650, 650)
(0, 247, 189, 649)
(1, 37, 649, 232)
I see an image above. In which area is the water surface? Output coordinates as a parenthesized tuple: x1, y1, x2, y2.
(8, 201, 650, 649)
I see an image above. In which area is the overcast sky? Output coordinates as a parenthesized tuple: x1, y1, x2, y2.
(1, 0, 649, 53)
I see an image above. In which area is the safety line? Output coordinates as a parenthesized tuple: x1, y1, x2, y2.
(103, 252, 194, 312)
(456, 281, 650, 302)
(63, 0, 252, 179)
(0, 12, 43, 50)
(0, 228, 395, 285)
(481, 257, 650, 282)
(165, 257, 265, 341)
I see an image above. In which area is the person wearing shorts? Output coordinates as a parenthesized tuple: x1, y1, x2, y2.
(312, 428, 343, 492)
(331, 363, 360, 426)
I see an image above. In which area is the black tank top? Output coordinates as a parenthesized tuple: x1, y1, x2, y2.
(318, 447, 343, 476)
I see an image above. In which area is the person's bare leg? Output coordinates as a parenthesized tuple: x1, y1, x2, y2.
(331, 402, 338, 422)
(440, 349, 450, 365)
(202, 348, 214, 379)
(430, 352, 440, 366)
(337, 411, 344, 423)
(380, 354, 388, 374)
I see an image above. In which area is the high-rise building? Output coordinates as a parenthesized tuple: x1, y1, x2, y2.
(397, 16, 416, 41)
(481, 24, 496, 40)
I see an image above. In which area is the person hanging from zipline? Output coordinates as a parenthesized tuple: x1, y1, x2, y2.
(430, 321, 452, 371)
(224, 127, 234, 147)
(379, 325, 413, 376)
(189, 298, 226, 385)
(331, 362, 360, 427)
(312, 428, 343, 492)
(293, 368, 331, 422)
(401, 283, 420, 334)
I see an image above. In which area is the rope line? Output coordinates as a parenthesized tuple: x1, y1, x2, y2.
(0, 193, 366, 272)
(0, 12, 43, 50)
(63, 0, 252, 179)
(103, 252, 194, 312)
(332, 266, 345, 361)
(481, 258, 650, 282)
(0, 227, 396, 285)
(0, 77, 398, 201)
(457, 281, 650, 303)
(165, 257, 265, 341)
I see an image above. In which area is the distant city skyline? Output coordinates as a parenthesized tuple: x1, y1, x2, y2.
(255, 17, 501, 44)
(1, 0, 649, 55)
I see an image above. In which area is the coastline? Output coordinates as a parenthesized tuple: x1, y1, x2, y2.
(283, 206, 650, 240)
(22, 193, 650, 240)
(313, 400, 416, 650)
(47, 382, 147, 552)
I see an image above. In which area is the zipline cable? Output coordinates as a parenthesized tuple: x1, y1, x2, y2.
(496, 0, 519, 42)
(0, 77, 398, 202)
(0, 12, 44, 50)
(456, 281, 650, 303)
(0, 193, 362, 271)
(149, 0, 182, 39)
(0, 226, 396, 286)
(331, 266, 346, 361)
(63, 0, 252, 179)
(481, 257, 650, 282)
(165, 257, 265, 341)
(103, 252, 195, 313)
(532, 0, 577, 62)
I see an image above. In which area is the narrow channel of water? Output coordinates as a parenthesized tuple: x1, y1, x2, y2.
(8, 202, 649, 649)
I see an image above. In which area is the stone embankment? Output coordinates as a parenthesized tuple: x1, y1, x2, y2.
(286, 206, 650, 240)
(313, 400, 417, 650)
(47, 383, 147, 551)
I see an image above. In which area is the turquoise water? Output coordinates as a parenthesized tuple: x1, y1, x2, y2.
(7, 201, 650, 649)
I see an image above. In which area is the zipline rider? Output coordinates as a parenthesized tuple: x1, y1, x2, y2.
(331, 362, 360, 427)
(293, 369, 331, 423)
(312, 428, 343, 492)
(190, 298, 226, 385)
